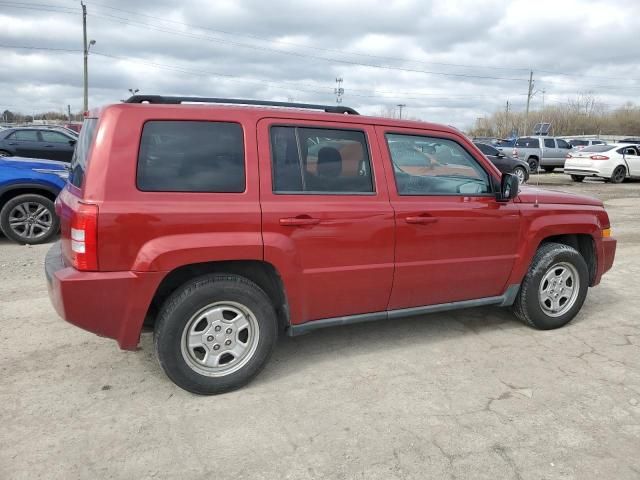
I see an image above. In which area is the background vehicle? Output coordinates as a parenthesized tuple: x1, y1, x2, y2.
(46, 97, 616, 395)
(565, 143, 640, 183)
(0, 127, 77, 162)
(620, 138, 640, 145)
(0, 156, 66, 244)
(474, 141, 529, 184)
(513, 136, 573, 172)
(567, 139, 607, 150)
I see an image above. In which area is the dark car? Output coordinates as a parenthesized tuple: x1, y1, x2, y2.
(620, 138, 640, 145)
(474, 142, 529, 184)
(0, 127, 77, 162)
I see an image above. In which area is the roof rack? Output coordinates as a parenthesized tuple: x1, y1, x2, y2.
(124, 95, 359, 115)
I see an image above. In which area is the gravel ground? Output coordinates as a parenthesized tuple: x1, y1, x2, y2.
(1, 173, 639, 480)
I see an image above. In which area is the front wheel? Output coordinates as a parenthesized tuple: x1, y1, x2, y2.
(611, 165, 626, 184)
(571, 175, 585, 182)
(542, 166, 555, 173)
(513, 242, 589, 330)
(0, 194, 59, 244)
(154, 274, 278, 394)
(513, 166, 527, 184)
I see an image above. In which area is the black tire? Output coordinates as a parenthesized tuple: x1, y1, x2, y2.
(542, 166, 555, 173)
(527, 157, 539, 172)
(0, 150, 11, 157)
(0, 194, 59, 244)
(513, 166, 527, 184)
(611, 165, 626, 184)
(513, 242, 589, 330)
(154, 274, 278, 395)
(571, 175, 585, 182)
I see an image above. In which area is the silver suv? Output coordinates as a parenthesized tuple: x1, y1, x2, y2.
(514, 136, 573, 172)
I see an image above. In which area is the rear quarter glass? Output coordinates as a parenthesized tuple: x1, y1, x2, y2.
(69, 118, 99, 188)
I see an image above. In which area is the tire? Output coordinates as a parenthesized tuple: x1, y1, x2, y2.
(571, 175, 585, 183)
(542, 166, 555, 173)
(527, 157, 539, 172)
(513, 242, 589, 330)
(513, 166, 527, 184)
(611, 165, 626, 184)
(154, 274, 278, 395)
(0, 194, 59, 244)
(0, 150, 11, 157)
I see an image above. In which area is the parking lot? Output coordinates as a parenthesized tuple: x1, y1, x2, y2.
(1, 174, 639, 480)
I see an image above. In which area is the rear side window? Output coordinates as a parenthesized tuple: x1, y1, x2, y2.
(137, 121, 245, 193)
(569, 139, 588, 146)
(515, 137, 539, 148)
(270, 126, 373, 194)
(69, 118, 98, 188)
(475, 143, 498, 156)
(581, 145, 615, 153)
(10, 130, 39, 141)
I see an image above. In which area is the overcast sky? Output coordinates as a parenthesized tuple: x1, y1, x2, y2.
(1, 0, 639, 128)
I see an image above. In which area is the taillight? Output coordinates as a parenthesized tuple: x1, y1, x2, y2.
(70, 203, 98, 271)
(512, 148, 518, 158)
(590, 155, 609, 160)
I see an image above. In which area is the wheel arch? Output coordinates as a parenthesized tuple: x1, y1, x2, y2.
(0, 183, 60, 207)
(539, 234, 597, 286)
(145, 260, 290, 333)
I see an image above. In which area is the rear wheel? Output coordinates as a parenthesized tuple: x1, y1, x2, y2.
(513, 166, 527, 184)
(513, 242, 589, 330)
(611, 165, 626, 184)
(0, 194, 59, 244)
(154, 274, 278, 395)
(571, 175, 585, 182)
(527, 157, 539, 172)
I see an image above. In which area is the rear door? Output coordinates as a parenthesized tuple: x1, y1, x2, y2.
(257, 118, 395, 325)
(377, 126, 521, 309)
(622, 146, 640, 176)
(7, 130, 43, 158)
(542, 138, 558, 164)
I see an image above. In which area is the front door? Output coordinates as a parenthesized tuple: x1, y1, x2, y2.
(257, 118, 395, 325)
(376, 127, 521, 310)
(9, 130, 43, 158)
(39, 130, 76, 161)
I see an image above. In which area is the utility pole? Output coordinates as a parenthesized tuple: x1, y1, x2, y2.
(524, 70, 534, 135)
(68, 104, 72, 122)
(82, 1, 88, 112)
(504, 100, 510, 137)
(334, 78, 344, 104)
(397, 104, 406, 119)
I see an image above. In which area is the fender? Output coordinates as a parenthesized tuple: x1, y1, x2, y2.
(507, 209, 602, 286)
(131, 232, 263, 272)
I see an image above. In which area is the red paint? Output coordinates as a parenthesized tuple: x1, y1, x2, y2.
(47, 103, 617, 349)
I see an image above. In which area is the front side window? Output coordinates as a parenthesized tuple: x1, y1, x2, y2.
(11, 130, 39, 141)
(40, 131, 71, 143)
(386, 134, 491, 195)
(556, 139, 570, 149)
(137, 121, 245, 192)
(544, 138, 555, 148)
(270, 126, 373, 193)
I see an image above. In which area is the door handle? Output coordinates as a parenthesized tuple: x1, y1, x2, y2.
(44, 145, 55, 148)
(279, 216, 321, 226)
(405, 215, 438, 225)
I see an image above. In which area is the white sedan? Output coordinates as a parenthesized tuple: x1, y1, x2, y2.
(564, 143, 640, 183)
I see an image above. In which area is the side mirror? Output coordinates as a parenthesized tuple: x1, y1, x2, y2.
(498, 173, 519, 201)
(497, 152, 505, 158)
(69, 139, 76, 146)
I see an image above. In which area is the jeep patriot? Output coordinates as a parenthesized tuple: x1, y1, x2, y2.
(45, 96, 617, 394)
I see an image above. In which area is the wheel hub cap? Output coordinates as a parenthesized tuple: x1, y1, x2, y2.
(8, 202, 53, 239)
(539, 262, 580, 317)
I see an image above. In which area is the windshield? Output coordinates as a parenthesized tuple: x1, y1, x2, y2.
(69, 118, 98, 188)
(580, 145, 615, 153)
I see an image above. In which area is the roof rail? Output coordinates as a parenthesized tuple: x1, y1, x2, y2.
(124, 95, 359, 115)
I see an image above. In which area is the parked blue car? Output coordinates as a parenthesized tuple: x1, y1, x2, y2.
(0, 156, 67, 244)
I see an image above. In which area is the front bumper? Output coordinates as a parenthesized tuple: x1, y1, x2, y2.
(45, 242, 164, 350)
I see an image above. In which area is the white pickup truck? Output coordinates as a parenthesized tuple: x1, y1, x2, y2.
(514, 136, 574, 172)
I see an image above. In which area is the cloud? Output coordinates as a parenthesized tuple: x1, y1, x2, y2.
(0, 0, 638, 129)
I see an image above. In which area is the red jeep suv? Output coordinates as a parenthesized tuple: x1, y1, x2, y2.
(45, 96, 616, 394)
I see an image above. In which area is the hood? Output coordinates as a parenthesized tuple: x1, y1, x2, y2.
(517, 186, 603, 207)
(0, 156, 67, 171)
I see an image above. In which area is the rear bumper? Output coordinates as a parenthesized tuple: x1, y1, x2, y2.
(564, 168, 602, 177)
(45, 242, 164, 350)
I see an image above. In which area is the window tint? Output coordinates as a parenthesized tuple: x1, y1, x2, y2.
(40, 130, 70, 143)
(592, 140, 605, 145)
(474, 143, 498, 155)
(515, 137, 539, 148)
(270, 126, 373, 193)
(386, 134, 491, 196)
(11, 130, 39, 141)
(581, 145, 615, 153)
(618, 147, 639, 155)
(137, 121, 245, 192)
(556, 139, 570, 149)
(69, 118, 98, 188)
(569, 140, 588, 147)
(544, 138, 555, 148)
